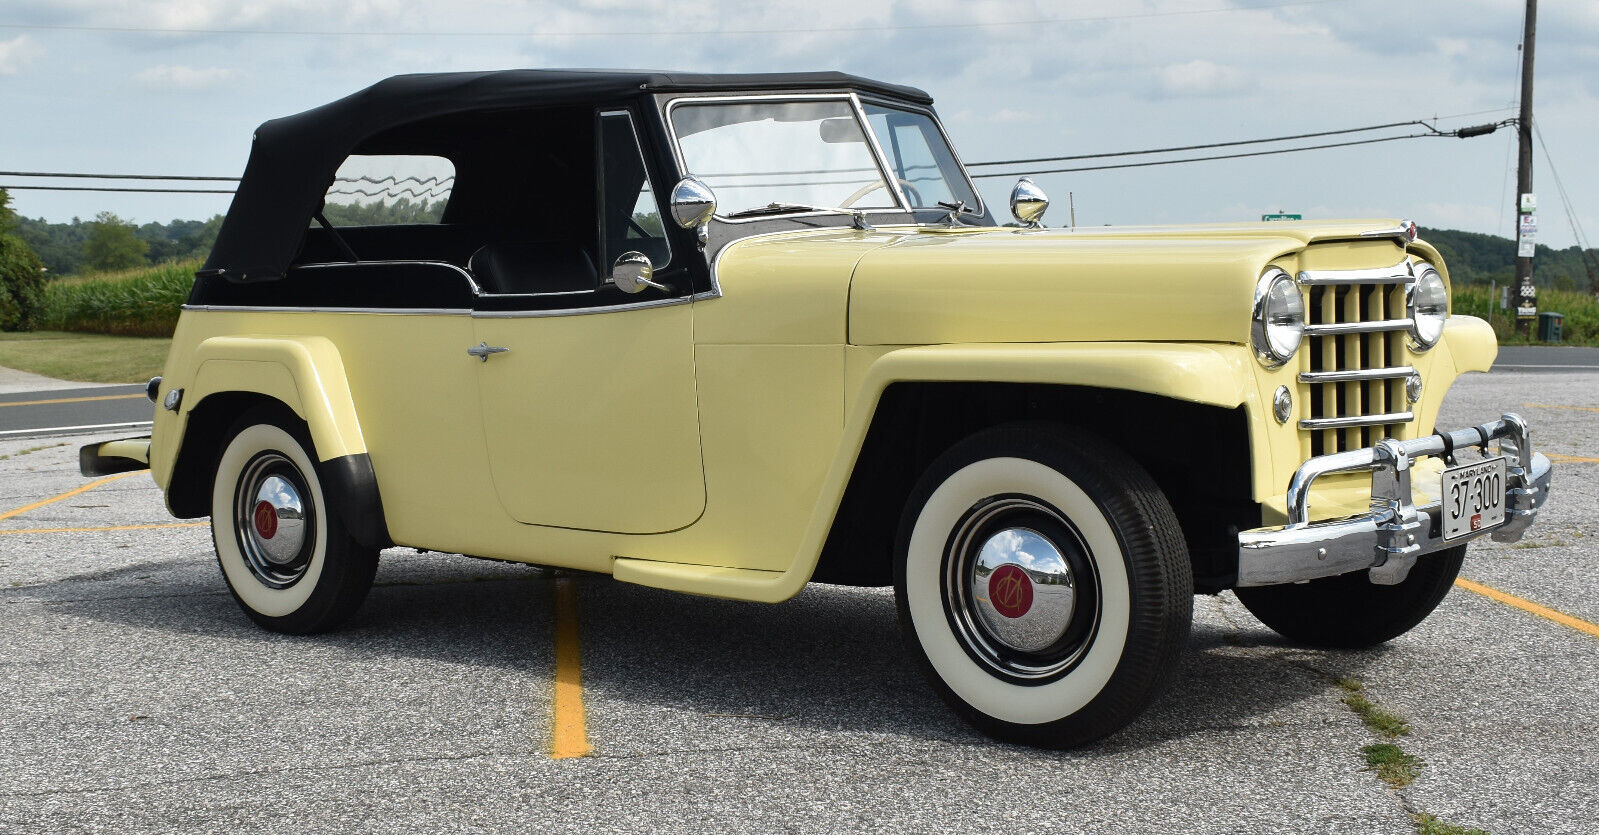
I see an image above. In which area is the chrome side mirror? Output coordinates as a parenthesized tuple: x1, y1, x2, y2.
(1009, 177, 1049, 228)
(610, 251, 668, 294)
(670, 177, 717, 247)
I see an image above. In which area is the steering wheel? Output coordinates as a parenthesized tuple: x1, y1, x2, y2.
(839, 177, 924, 209)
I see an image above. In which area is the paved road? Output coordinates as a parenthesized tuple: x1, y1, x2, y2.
(1, 370, 1594, 833)
(1493, 345, 1599, 372)
(0, 384, 151, 438)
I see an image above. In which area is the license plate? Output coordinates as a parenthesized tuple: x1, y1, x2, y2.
(1441, 457, 1507, 540)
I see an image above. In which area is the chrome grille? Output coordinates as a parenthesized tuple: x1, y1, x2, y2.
(1296, 260, 1417, 456)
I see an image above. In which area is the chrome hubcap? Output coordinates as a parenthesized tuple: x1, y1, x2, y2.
(234, 452, 314, 588)
(943, 497, 1101, 683)
(971, 527, 1076, 653)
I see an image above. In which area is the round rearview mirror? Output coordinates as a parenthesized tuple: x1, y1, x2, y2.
(670, 177, 717, 231)
(610, 251, 668, 294)
(1009, 177, 1049, 228)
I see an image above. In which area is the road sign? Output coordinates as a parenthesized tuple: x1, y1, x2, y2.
(1261, 213, 1302, 221)
(1520, 193, 1537, 213)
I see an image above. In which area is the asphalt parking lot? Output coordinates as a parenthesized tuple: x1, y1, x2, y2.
(1, 369, 1595, 833)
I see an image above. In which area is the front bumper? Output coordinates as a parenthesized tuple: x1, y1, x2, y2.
(1237, 414, 1553, 587)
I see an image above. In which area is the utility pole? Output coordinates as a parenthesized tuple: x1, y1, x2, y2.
(1514, 0, 1538, 335)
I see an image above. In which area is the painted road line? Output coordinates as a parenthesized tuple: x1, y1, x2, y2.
(0, 421, 153, 439)
(1456, 578, 1599, 640)
(0, 471, 140, 522)
(1546, 453, 1599, 464)
(0, 522, 207, 535)
(551, 576, 592, 759)
(1522, 403, 1599, 413)
(0, 393, 147, 408)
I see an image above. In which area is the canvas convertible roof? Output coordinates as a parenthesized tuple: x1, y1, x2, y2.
(202, 69, 934, 282)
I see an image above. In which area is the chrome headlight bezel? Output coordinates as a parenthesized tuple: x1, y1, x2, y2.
(1408, 263, 1448, 351)
(1251, 267, 1305, 368)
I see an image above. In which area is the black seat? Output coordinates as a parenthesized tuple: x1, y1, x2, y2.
(468, 241, 598, 295)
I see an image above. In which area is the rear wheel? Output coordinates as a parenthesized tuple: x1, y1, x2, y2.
(894, 423, 1192, 748)
(1234, 545, 1466, 648)
(210, 410, 378, 634)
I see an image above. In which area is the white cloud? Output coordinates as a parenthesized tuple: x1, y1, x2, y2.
(1154, 59, 1250, 98)
(0, 35, 44, 75)
(134, 64, 236, 90)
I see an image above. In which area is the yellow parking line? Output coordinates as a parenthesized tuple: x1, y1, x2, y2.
(551, 576, 592, 759)
(1546, 453, 1599, 464)
(0, 393, 146, 408)
(1456, 578, 1599, 639)
(0, 522, 207, 535)
(0, 471, 140, 522)
(1522, 403, 1599, 413)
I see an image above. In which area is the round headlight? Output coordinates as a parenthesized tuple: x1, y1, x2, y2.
(1251, 268, 1305, 367)
(1409, 264, 1448, 350)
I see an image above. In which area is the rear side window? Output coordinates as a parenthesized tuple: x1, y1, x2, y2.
(319, 154, 455, 226)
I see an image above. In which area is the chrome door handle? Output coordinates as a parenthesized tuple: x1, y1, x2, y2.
(467, 342, 510, 362)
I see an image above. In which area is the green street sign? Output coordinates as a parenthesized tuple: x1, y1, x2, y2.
(1261, 213, 1302, 221)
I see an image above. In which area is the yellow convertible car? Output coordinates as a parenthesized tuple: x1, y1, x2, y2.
(81, 70, 1553, 747)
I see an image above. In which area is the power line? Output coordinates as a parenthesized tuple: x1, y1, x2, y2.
(969, 133, 1444, 179)
(968, 120, 1428, 167)
(0, 184, 235, 194)
(0, 115, 1510, 194)
(0, 170, 238, 182)
(0, 0, 1348, 38)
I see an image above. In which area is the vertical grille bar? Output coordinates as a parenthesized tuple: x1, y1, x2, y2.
(1341, 285, 1363, 451)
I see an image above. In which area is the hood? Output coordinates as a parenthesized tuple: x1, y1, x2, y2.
(845, 221, 1410, 346)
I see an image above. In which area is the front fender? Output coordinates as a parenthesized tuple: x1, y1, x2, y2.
(616, 342, 1259, 603)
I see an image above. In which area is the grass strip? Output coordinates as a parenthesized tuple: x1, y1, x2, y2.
(1362, 742, 1424, 788)
(0, 330, 170, 383)
(1337, 677, 1412, 738)
(1413, 813, 1491, 835)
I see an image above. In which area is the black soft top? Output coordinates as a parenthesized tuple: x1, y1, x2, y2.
(202, 69, 933, 282)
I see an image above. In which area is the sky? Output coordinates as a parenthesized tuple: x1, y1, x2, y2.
(1, 0, 1595, 249)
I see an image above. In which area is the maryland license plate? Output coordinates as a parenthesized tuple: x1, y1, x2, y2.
(1442, 457, 1507, 540)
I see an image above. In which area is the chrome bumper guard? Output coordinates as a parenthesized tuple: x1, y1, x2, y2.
(1237, 414, 1553, 587)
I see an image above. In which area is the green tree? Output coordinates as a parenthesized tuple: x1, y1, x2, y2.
(82, 211, 148, 272)
(0, 189, 48, 331)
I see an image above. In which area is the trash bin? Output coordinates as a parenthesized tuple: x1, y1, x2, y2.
(1538, 311, 1563, 343)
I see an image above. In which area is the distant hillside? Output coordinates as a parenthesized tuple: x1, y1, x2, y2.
(11, 207, 1597, 291)
(1423, 227, 1598, 291)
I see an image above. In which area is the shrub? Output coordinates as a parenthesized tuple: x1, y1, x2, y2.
(0, 189, 47, 331)
(38, 260, 196, 337)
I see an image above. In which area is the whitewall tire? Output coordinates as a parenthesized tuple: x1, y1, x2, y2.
(894, 423, 1192, 747)
(211, 410, 378, 634)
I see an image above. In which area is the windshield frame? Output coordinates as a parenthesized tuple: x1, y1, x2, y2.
(856, 95, 986, 217)
(661, 91, 981, 224)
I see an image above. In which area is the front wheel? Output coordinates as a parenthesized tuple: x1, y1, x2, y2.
(1233, 545, 1466, 648)
(895, 423, 1192, 748)
(211, 411, 379, 634)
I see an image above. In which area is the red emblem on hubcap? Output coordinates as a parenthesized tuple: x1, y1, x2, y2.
(988, 564, 1033, 619)
(253, 501, 278, 540)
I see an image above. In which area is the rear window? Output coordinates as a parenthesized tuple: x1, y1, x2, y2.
(319, 154, 455, 226)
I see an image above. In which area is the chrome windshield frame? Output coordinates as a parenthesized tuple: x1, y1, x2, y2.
(661, 91, 956, 224)
(854, 94, 987, 219)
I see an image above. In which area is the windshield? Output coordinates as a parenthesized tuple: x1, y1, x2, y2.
(861, 103, 978, 210)
(670, 99, 899, 215)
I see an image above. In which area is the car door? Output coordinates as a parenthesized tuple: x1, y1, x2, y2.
(471, 108, 705, 534)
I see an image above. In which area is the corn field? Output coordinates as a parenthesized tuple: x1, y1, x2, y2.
(38, 260, 196, 337)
